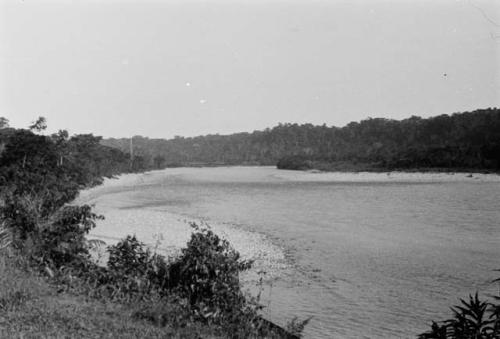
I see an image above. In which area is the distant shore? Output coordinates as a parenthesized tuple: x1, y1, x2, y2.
(299, 165, 500, 174)
(135, 160, 500, 175)
(76, 166, 500, 200)
(275, 157, 500, 175)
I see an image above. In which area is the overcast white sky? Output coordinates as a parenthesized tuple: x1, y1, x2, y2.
(0, 0, 499, 138)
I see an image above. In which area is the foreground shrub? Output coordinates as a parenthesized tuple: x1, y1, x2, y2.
(168, 224, 252, 320)
(23, 205, 102, 269)
(419, 293, 500, 339)
(108, 235, 152, 277)
(105, 226, 257, 323)
(105, 235, 171, 298)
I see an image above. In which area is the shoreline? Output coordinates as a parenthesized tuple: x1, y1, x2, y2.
(84, 209, 290, 284)
(76, 170, 290, 282)
(141, 163, 500, 175)
(274, 168, 500, 182)
(82, 165, 500, 186)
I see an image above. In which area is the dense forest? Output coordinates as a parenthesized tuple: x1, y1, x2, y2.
(102, 108, 500, 172)
(0, 116, 142, 241)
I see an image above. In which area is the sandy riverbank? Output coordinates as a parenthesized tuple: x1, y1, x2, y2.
(75, 170, 289, 282)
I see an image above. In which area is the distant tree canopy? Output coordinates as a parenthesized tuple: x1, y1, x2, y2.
(102, 108, 500, 171)
(29, 116, 47, 132)
(0, 117, 8, 129)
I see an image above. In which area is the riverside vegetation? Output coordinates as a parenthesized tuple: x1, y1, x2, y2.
(0, 117, 306, 338)
(418, 292, 500, 339)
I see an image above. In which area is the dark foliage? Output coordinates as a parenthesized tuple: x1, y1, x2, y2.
(0, 120, 139, 267)
(276, 155, 313, 170)
(108, 235, 152, 277)
(0, 124, 147, 239)
(33, 205, 103, 267)
(419, 293, 500, 339)
(105, 235, 171, 295)
(168, 224, 253, 323)
(102, 108, 500, 171)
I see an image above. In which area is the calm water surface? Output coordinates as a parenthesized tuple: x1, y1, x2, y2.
(90, 167, 500, 338)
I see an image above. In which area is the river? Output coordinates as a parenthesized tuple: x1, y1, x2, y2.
(77, 166, 500, 338)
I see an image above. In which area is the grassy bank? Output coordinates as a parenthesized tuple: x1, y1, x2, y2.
(0, 217, 302, 339)
(0, 251, 221, 339)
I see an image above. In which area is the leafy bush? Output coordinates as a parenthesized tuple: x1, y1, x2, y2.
(168, 224, 253, 323)
(108, 235, 151, 277)
(106, 235, 171, 294)
(24, 205, 103, 268)
(104, 227, 256, 321)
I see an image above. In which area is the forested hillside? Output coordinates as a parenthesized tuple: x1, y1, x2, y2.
(103, 108, 500, 172)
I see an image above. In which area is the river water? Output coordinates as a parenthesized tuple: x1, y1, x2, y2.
(78, 167, 500, 338)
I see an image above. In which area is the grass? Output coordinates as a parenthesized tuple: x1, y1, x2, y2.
(0, 252, 220, 339)
(0, 245, 297, 339)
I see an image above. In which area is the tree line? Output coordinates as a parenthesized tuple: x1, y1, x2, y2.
(102, 108, 500, 172)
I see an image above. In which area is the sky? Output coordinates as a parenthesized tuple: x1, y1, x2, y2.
(0, 0, 499, 139)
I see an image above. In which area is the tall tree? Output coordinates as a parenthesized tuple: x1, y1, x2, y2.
(29, 116, 47, 133)
(0, 117, 9, 129)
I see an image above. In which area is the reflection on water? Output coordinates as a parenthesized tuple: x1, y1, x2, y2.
(80, 167, 500, 338)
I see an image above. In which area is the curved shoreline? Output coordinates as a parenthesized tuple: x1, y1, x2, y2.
(76, 169, 290, 283)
